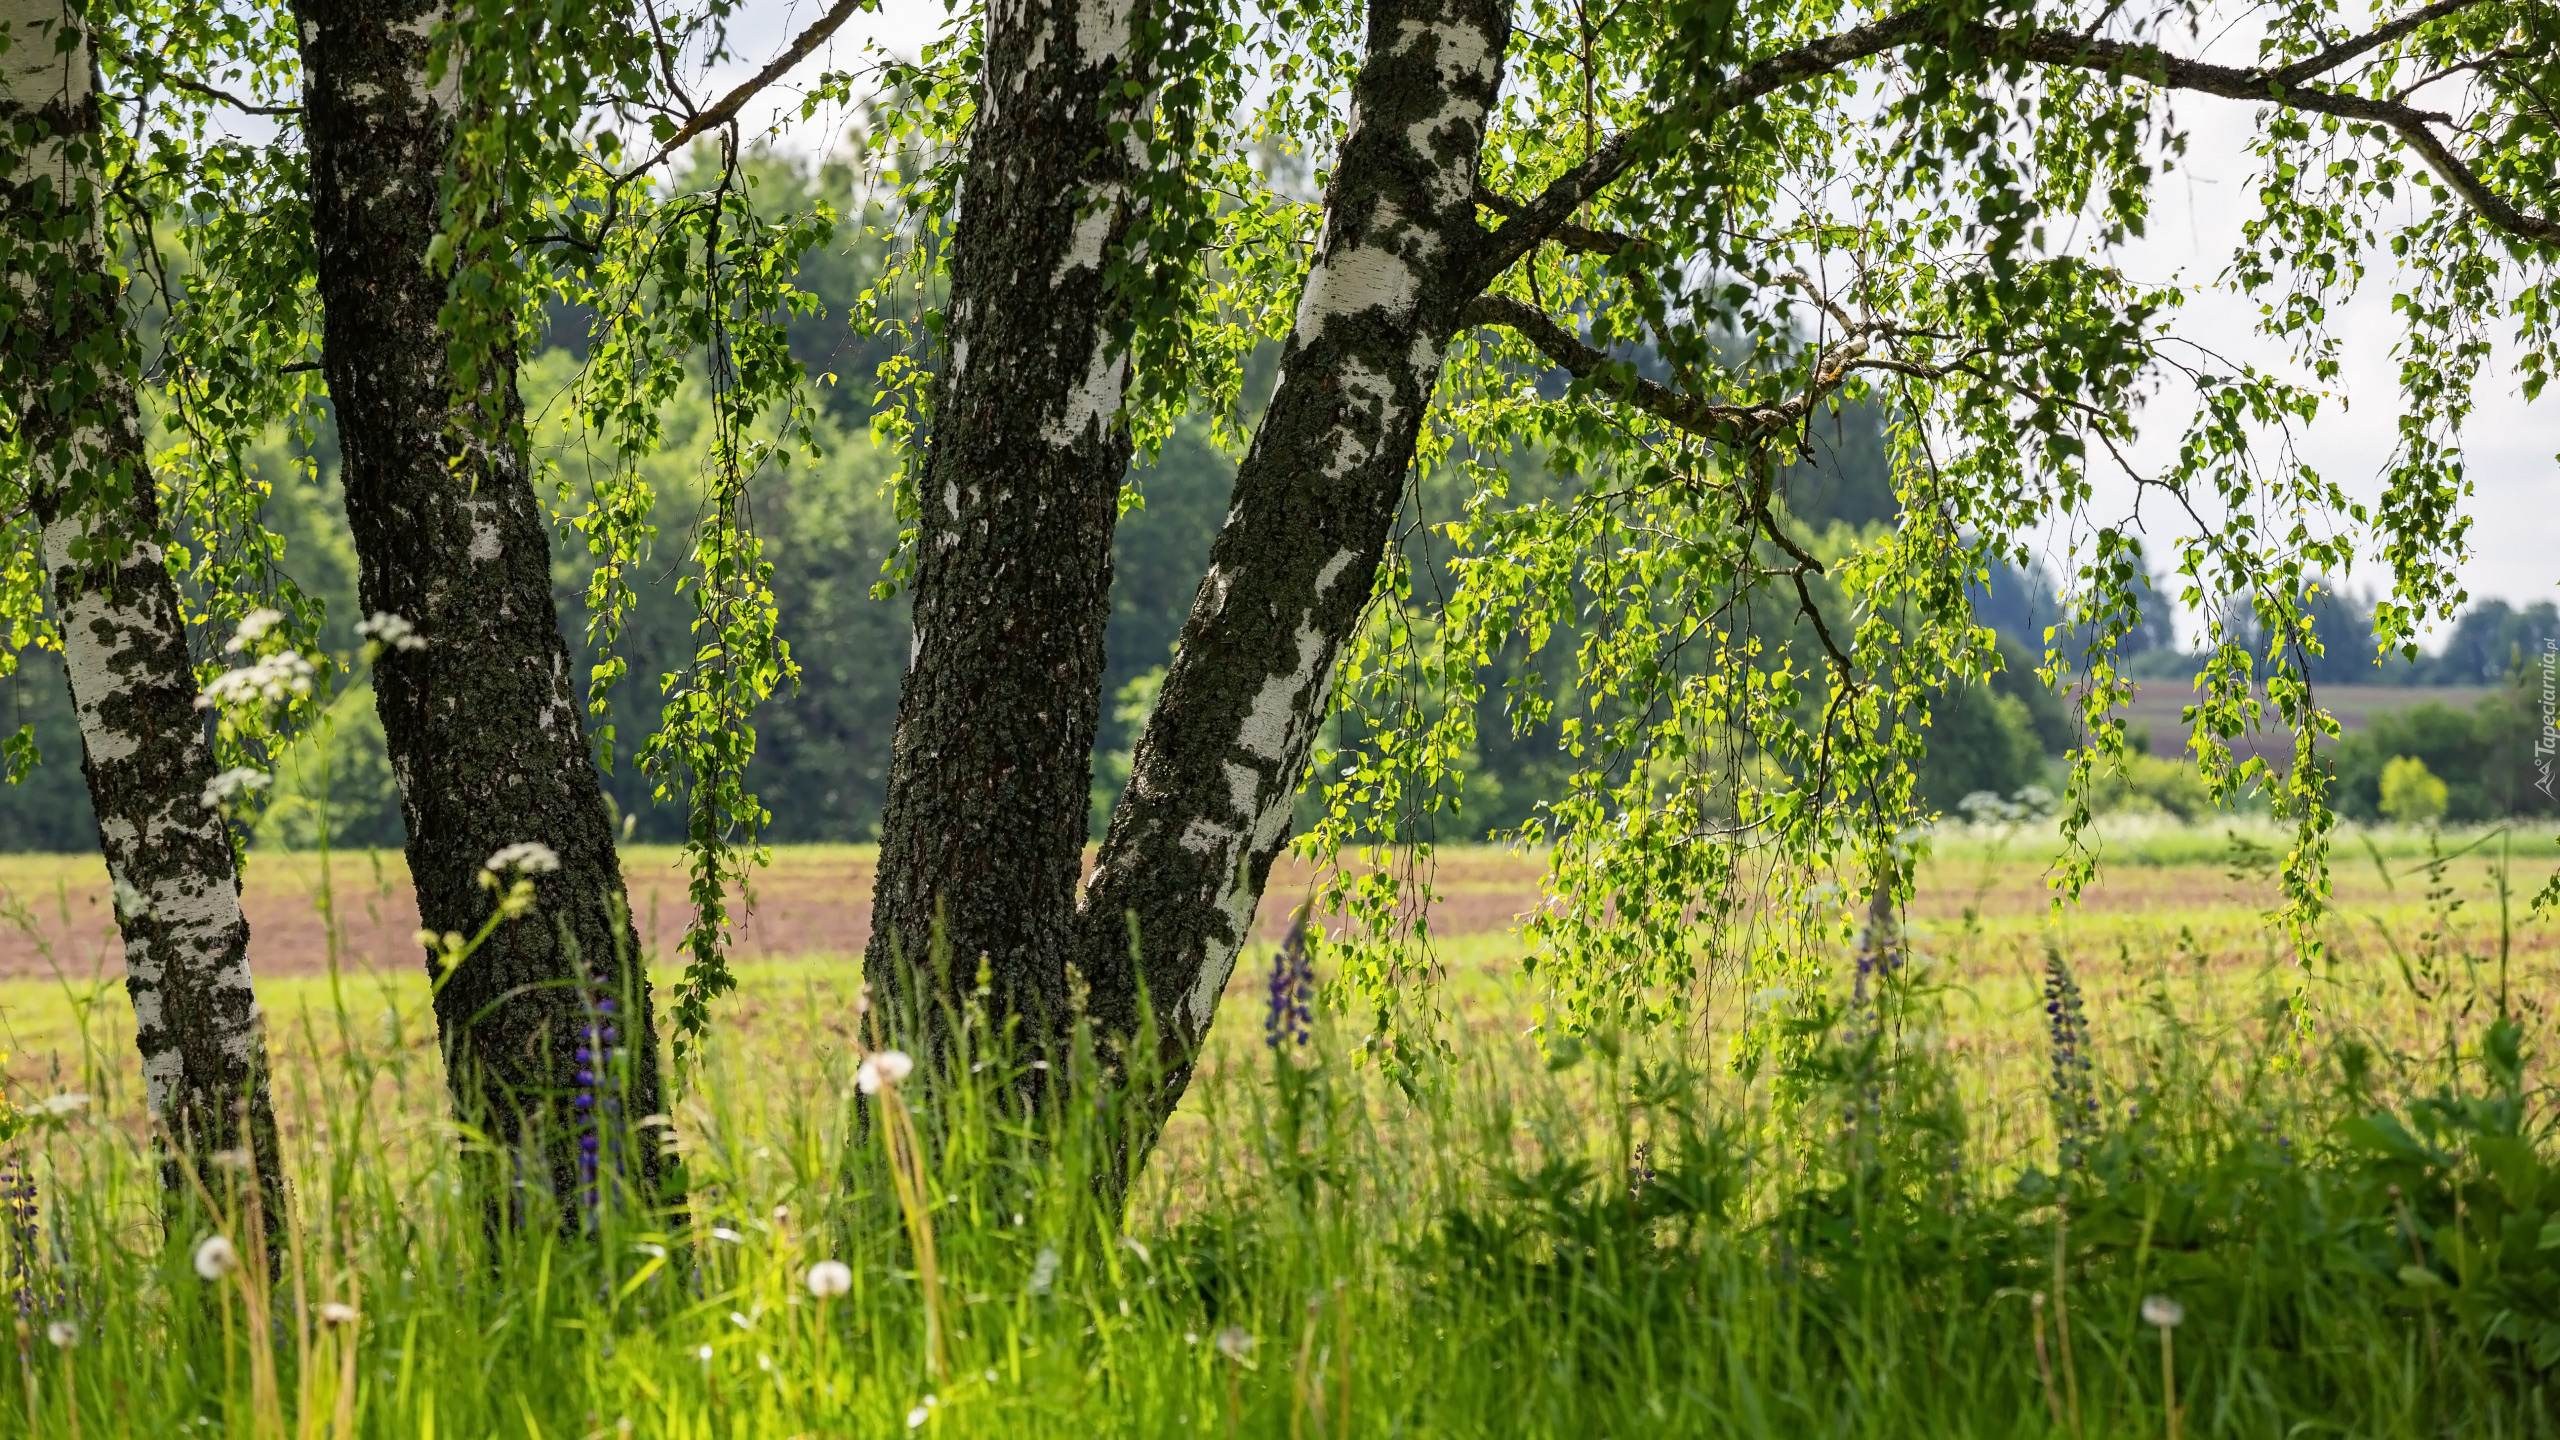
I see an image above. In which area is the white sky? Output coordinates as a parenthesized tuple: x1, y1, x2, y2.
(697, 1, 2556, 640)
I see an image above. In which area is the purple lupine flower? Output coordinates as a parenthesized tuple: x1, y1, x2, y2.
(1264, 907, 1314, 1050)
(2041, 944, 2098, 1167)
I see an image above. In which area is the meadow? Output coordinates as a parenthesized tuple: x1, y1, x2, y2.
(0, 820, 2556, 1436)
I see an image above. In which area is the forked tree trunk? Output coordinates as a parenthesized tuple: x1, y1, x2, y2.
(297, 0, 664, 1207)
(864, 0, 1154, 1041)
(1079, 0, 1510, 1118)
(1, 0, 283, 1209)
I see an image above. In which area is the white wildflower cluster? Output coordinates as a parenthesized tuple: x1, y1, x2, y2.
(196, 651, 316, 710)
(222, 608, 287, 654)
(200, 767, 271, 811)
(484, 841, 562, 875)
(356, 611, 426, 652)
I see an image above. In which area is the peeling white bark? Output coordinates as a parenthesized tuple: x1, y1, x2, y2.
(3, 0, 277, 1183)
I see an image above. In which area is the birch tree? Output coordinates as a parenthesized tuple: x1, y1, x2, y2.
(0, 0, 282, 1209)
(293, 0, 668, 1204)
(866, 0, 2557, 1155)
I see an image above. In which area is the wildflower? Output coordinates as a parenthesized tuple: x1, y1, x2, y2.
(806, 1260, 853, 1299)
(1026, 1247, 1059, 1296)
(34, 1093, 86, 1117)
(196, 651, 316, 710)
(1264, 907, 1315, 1049)
(2141, 1295, 2185, 1329)
(45, 1320, 75, 1348)
(1214, 1326, 1255, 1362)
(355, 612, 427, 652)
(484, 841, 562, 875)
(319, 1302, 358, 1327)
(2041, 942, 2098, 1166)
(210, 1147, 253, 1171)
(710, 1227, 742, 1244)
(857, 1050, 914, 1095)
(222, 608, 286, 654)
(906, 1394, 937, 1428)
(193, 1235, 239, 1281)
(199, 768, 271, 811)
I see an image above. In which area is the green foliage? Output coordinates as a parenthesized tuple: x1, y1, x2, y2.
(2090, 752, 2225, 822)
(251, 685, 403, 852)
(2333, 686, 2560, 824)
(2381, 754, 2453, 826)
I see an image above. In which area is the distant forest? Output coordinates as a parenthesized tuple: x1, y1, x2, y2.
(5, 151, 2553, 854)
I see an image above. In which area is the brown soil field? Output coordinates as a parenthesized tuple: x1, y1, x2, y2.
(2, 832, 2545, 983)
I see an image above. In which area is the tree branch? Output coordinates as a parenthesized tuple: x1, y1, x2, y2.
(1464, 293, 1903, 446)
(1472, 0, 2549, 289)
(619, 0, 870, 180)
(140, 69, 300, 117)
(2264, 0, 2490, 89)
(1472, 5, 1944, 286)
(1960, 20, 2560, 249)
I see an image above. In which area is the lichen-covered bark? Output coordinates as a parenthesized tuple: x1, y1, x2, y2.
(297, 0, 663, 1205)
(1079, 0, 1509, 1113)
(865, 0, 1151, 1041)
(1, 0, 282, 1207)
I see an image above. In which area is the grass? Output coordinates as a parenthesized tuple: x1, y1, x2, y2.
(0, 827, 2556, 1435)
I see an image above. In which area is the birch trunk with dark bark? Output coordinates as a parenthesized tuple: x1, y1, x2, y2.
(296, 0, 664, 1207)
(1, 0, 283, 1209)
(1078, 0, 1509, 1119)
(864, 0, 1151, 1042)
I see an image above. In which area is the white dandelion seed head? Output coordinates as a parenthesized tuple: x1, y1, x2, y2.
(223, 608, 286, 654)
(1214, 1326, 1255, 1362)
(856, 1049, 914, 1095)
(35, 1092, 88, 1117)
(193, 1235, 240, 1281)
(319, 1302, 358, 1327)
(696, 1344, 713, 1362)
(484, 841, 562, 876)
(805, 1260, 853, 1299)
(1026, 1246, 1060, 1297)
(2141, 1294, 2185, 1329)
(200, 767, 271, 811)
(45, 1321, 76, 1348)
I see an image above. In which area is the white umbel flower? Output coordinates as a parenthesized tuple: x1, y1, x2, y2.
(355, 611, 426, 652)
(856, 1050, 914, 1095)
(2141, 1294, 2185, 1329)
(805, 1260, 853, 1299)
(223, 608, 286, 654)
(45, 1321, 76, 1348)
(484, 842, 562, 875)
(196, 651, 315, 709)
(319, 1302, 358, 1327)
(200, 767, 271, 811)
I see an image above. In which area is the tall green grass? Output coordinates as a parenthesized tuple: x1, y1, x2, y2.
(0, 860, 2556, 1437)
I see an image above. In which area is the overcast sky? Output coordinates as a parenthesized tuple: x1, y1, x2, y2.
(692, 1, 2555, 642)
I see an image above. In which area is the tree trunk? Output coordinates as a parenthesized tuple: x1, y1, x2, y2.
(864, 0, 1151, 1045)
(2, 0, 283, 1209)
(1079, 0, 1509, 1117)
(297, 0, 664, 1208)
